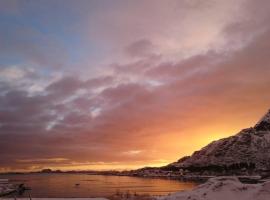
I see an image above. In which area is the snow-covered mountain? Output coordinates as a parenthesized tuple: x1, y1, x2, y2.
(170, 109, 270, 172)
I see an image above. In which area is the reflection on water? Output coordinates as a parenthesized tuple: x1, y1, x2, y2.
(0, 174, 198, 197)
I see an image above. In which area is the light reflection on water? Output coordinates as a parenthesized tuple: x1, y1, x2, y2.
(0, 174, 198, 197)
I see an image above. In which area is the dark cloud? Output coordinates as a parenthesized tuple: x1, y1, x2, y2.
(125, 39, 157, 58)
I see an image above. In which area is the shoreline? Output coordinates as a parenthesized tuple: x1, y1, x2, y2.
(2, 176, 270, 200)
(1, 171, 263, 183)
(1, 174, 266, 197)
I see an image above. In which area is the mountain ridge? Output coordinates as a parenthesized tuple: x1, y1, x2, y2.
(169, 109, 270, 173)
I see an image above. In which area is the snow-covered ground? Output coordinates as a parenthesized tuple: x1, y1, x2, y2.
(157, 177, 270, 200)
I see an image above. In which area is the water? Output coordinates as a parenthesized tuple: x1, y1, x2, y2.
(0, 173, 197, 198)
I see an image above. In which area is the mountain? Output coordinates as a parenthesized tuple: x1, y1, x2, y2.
(169, 109, 270, 174)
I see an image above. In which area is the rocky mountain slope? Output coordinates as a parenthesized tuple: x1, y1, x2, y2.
(169, 109, 270, 173)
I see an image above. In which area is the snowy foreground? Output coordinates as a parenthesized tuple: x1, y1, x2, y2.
(157, 177, 270, 200)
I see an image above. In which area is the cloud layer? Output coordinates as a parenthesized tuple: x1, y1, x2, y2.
(0, 0, 270, 172)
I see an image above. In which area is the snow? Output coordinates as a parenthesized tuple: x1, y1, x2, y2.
(171, 116, 270, 170)
(157, 177, 270, 200)
(0, 183, 16, 196)
(256, 110, 270, 125)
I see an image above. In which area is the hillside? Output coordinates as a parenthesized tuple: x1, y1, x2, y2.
(167, 109, 270, 175)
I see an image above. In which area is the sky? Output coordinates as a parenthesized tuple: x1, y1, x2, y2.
(0, 0, 270, 172)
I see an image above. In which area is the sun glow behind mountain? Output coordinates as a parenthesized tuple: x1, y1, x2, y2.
(0, 0, 270, 172)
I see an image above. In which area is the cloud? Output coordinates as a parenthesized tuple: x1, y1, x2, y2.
(122, 150, 142, 156)
(125, 39, 157, 58)
(1, 0, 270, 172)
(85, 0, 247, 62)
(0, 67, 28, 80)
(16, 158, 69, 164)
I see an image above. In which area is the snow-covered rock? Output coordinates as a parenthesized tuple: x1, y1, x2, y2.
(170, 109, 270, 172)
(157, 177, 270, 200)
(255, 109, 270, 131)
(0, 183, 16, 196)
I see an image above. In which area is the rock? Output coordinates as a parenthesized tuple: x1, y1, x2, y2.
(169, 109, 270, 173)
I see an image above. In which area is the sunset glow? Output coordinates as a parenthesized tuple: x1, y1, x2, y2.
(0, 0, 270, 172)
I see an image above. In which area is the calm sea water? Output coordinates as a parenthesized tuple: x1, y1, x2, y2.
(0, 173, 197, 198)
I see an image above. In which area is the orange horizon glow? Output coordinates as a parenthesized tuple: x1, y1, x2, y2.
(0, 111, 265, 173)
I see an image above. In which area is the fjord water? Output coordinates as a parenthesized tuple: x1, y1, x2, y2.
(0, 173, 197, 197)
